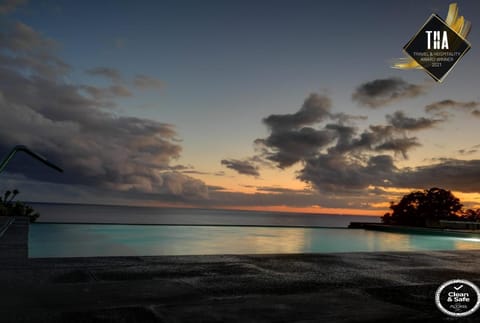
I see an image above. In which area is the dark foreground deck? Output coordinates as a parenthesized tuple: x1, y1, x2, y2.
(1, 217, 480, 322)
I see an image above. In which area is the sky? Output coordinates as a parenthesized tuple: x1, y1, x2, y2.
(1, 0, 480, 216)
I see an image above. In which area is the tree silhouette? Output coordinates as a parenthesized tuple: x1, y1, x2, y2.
(382, 187, 463, 226)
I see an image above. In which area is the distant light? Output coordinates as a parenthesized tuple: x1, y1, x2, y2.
(458, 238, 480, 243)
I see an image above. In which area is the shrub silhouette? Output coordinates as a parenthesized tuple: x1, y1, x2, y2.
(0, 189, 40, 222)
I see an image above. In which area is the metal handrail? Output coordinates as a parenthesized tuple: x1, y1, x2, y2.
(0, 145, 63, 174)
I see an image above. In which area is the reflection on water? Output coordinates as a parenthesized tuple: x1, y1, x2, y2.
(454, 238, 480, 250)
(29, 224, 480, 258)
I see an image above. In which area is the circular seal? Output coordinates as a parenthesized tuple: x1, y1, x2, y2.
(435, 279, 480, 317)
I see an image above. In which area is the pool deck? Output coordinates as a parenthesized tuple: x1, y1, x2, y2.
(1, 217, 480, 322)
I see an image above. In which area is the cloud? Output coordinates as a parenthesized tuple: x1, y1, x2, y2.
(0, 0, 27, 15)
(458, 149, 478, 155)
(374, 137, 420, 158)
(298, 152, 480, 195)
(0, 22, 69, 79)
(255, 94, 336, 168)
(330, 112, 367, 123)
(253, 94, 425, 193)
(85, 70, 163, 98)
(81, 84, 132, 100)
(298, 154, 396, 192)
(221, 159, 260, 177)
(394, 159, 480, 193)
(326, 123, 421, 158)
(255, 127, 335, 168)
(386, 111, 442, 131)
(263, 93, 331, 132)
(425, 99, 480, 117)
(86, 67, 123, 83)
(154, 172, 208, 198)
(457, 144, 480, 156)
(3, 21, 54, 51)
(251, 94, 424, 192)
(0, 21, 208, 201)
(134, 74, 163, 89)
(352, 77, 426, 108)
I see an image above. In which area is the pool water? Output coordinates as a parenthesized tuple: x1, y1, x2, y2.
(29, 224, 480, 258)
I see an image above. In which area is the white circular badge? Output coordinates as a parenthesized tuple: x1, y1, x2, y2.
(435, 279, 480, 317)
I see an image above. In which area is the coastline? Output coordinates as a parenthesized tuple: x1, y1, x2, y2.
(1, 218, 480, 321)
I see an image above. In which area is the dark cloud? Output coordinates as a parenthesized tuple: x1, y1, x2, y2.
(255, 94, 335, 168)
(221, 159, 260, 177)
(263, 93, 331, 132)
(458, 149, 478, 155)
(299, 155, 480, 195)
(425, 99, 480, 117)
(298, 154, 396, 192)
(0, 21, 208, 201)
(253, 94, 423, 192)
(0, 0, 27, 14)
(386, 111, 442, 131)
(325, 124, 371, 154)
(457, 144, 480, 156)
(134, 74, 163, 89)
(86, 67, 123, 83)
(326, 124, 421, 158)
(375, 137, 420, 158)
(255, 127, 335, 168)
(352, 77, 426, 108)
(394, 159, 480, 193)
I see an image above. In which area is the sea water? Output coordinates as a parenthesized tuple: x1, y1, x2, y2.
(31, 203, 379, 227)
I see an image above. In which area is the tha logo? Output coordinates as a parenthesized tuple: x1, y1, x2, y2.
(425, 30, 449, 49)
(393, 3, 471, 82)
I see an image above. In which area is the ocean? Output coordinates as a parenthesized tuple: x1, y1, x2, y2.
(31, 203, 381, 227)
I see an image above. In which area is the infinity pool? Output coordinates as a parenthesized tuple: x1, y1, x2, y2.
(29, 224, 480, 258)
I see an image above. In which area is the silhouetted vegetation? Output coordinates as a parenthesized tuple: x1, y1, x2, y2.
(382, 187, 480, 227)
(0, 189, 39, 222)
